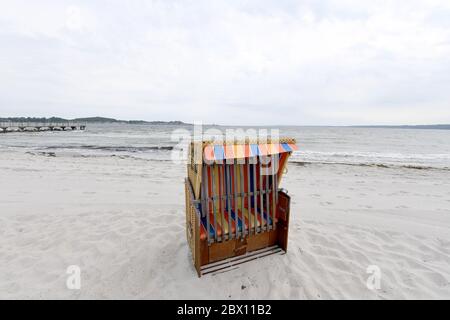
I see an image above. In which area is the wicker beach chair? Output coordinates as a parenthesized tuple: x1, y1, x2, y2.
(185, 138, 298, 276)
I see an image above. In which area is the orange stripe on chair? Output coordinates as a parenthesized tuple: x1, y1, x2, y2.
(267, 143, 279, 155)
(244, 144, 252, 157)
(234, 144, 245, 159)
(224, 144, 235, 159)
(204, 144, 215, 161)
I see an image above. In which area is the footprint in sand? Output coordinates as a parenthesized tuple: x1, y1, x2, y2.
(118, 226, 133, 234)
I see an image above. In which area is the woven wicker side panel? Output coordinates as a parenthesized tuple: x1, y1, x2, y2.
(185, 182, 190, 242)
(187, 143, 203, 200)
(189, 204, 196, 263)
(185, 182, 195, 263)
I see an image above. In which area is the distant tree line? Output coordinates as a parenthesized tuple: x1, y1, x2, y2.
(0, 117, 188, 125)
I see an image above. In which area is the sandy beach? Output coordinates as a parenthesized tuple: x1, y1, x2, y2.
(1, 147, 449, 299)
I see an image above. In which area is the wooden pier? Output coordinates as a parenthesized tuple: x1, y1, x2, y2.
(0, 122, 87, 133)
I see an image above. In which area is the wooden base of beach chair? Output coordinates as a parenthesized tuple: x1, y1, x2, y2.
(200, 245, 285, 276)
(195, 230, 284, 276)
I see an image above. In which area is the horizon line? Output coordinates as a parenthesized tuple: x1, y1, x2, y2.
(1, 116, 449, 127)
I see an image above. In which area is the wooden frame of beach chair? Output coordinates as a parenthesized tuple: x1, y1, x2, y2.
(185, 138, 298, 276)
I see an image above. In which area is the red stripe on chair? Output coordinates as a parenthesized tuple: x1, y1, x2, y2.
(204, 144, 215, 161)
(288, 143, 298, 151)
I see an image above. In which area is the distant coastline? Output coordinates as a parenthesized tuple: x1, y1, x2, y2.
(1, 117, 449, 129)
(350, 124, 450, 130)
(0, 117, 190, 125)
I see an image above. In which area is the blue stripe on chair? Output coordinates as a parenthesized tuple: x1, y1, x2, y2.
(201, 215, 216, 238)
(281, 143, 292, 152)
(201, 208, 245, 237)
(255, 207, 273, 225)
(250, 144, 259, 156)
(213, 145, 225, 161)
(201, 207, 272, 236)
(230, 210, 244, 230)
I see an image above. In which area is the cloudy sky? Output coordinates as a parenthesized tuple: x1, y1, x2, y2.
(1, 0, 450, 125)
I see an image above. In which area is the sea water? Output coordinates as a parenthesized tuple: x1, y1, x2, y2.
(1, 123, 450, 170)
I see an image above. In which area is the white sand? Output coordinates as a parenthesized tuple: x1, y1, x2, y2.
(0, 149, 449, 299)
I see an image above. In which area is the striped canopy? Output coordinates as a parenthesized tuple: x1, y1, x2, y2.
(204, 142, 298, 162)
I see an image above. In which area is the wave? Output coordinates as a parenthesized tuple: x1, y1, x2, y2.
(289, 150, 450, 171)
(291, 160, 450, 171)
(81, 154, 174, 162)
(25, 151, 174, 162)
(292, 150, 450, 161)
(44, 145, 175, 152)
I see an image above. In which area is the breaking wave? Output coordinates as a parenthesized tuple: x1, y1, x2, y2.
(290, 150, 450, 171)
(291, 160, 450, 171)
(44, 145, 175, 152)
